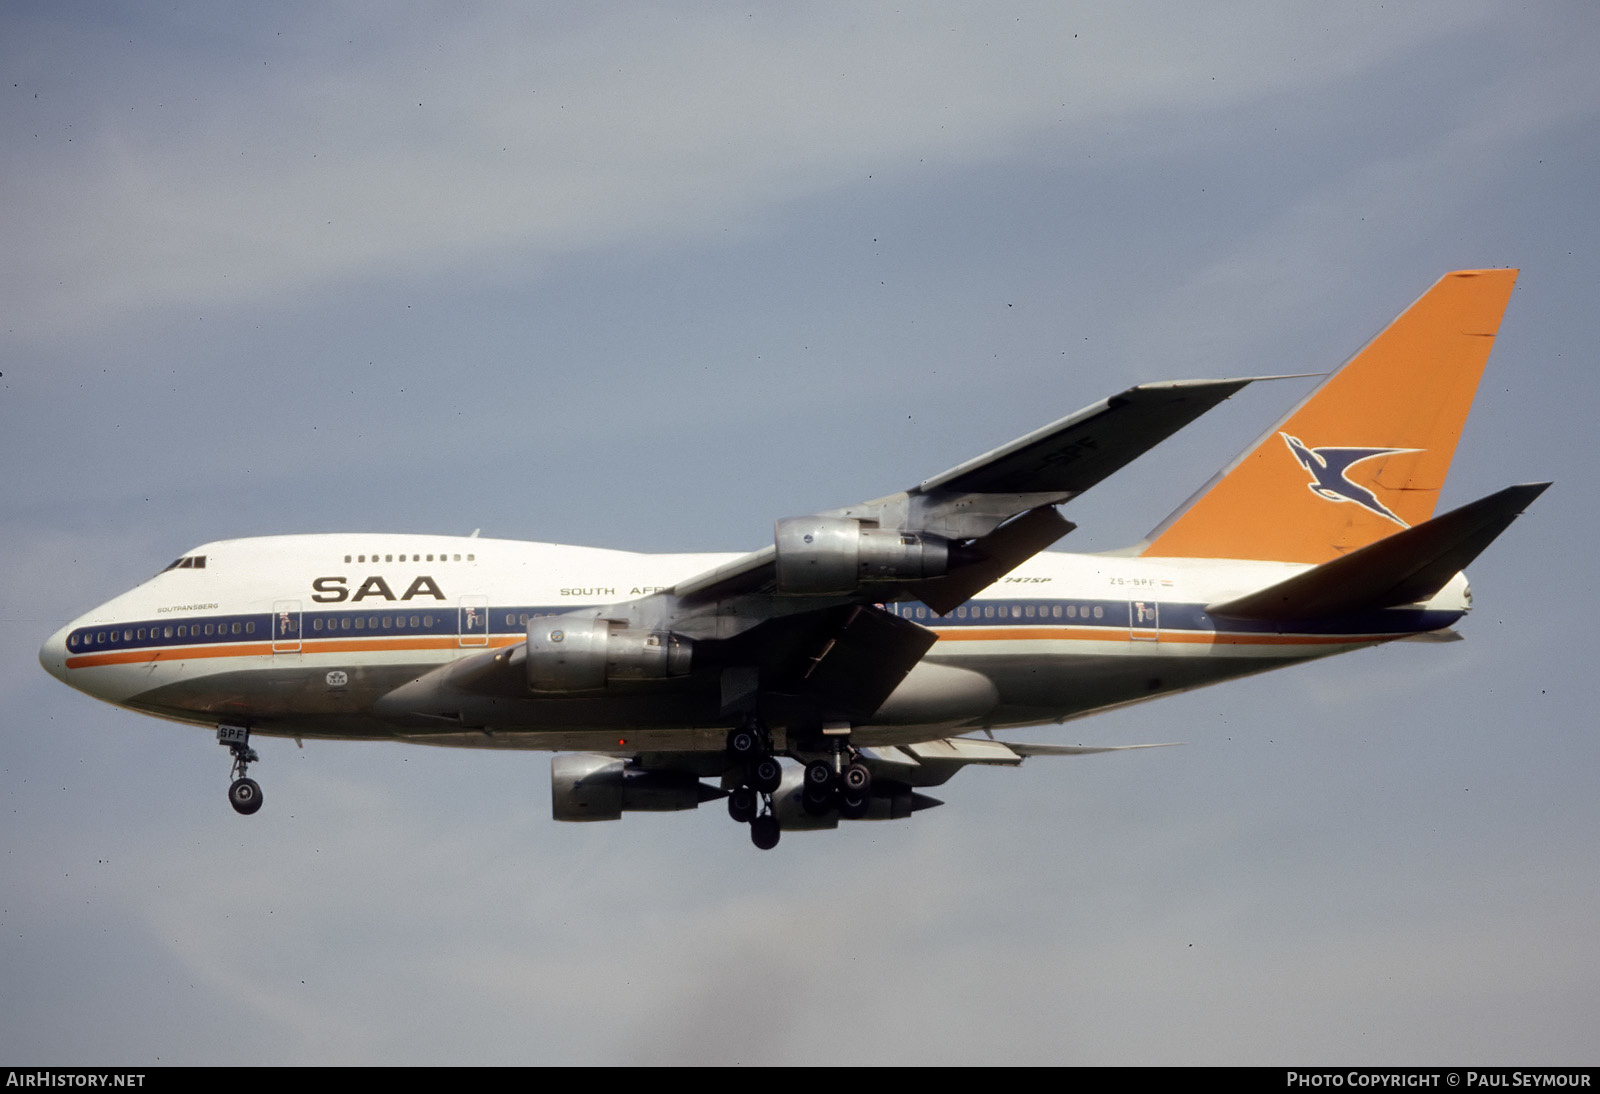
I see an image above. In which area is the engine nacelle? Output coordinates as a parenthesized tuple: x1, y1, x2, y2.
(550, 754, 717, 821)
(774, 516, 951, 595)
(526, 617, 692, 692)
(768, 766, 940, 828)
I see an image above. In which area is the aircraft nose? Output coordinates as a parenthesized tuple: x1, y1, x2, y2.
(39, 623, 72, 683)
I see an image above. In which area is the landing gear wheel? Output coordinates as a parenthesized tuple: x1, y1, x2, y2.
(228, 777, 263, 816)
(750, 756, 783, 794)
(841, 761, 872, 795)
(727, 726, 762, 758)
(727, 785, 757, 823)
(804, 759, 836, 793)
(219, 726, 262, 816)
(750, 814, 780, 850)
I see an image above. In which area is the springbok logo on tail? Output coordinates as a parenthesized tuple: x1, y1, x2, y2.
(1279, 433, 1418, 527)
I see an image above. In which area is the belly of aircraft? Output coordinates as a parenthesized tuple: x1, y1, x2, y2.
(103, 632, 1351, 749)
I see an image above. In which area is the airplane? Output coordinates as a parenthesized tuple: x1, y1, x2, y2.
(39, 269, 1548, 849)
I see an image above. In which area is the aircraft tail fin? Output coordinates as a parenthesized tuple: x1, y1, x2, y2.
(1207, 481, 1549, 621)
(1140, 269, 1519, 563)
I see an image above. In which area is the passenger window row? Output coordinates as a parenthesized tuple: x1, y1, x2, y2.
(342, 552, 475, 563)
(901, 602, 1108, 621)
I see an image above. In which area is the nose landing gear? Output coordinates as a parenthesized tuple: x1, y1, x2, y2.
(218, 725, 262, 816)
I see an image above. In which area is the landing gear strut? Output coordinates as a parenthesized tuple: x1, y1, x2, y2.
(726, 718, 781, 850)
(218, 725, 262, 816)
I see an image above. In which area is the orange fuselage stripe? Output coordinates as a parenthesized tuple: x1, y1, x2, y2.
(63, 633, 520, 670)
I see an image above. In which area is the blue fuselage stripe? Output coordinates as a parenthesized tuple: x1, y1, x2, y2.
(65, 596, 1463, 660)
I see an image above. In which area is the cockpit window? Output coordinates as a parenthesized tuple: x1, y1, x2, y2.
(160, 555, 207, 573)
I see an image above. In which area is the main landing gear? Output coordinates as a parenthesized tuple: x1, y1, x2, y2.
(218, 725, 262, 816)
(726, 719, 781, 850)
(725, 721, 877, 847)
(801, 736, 872, 819)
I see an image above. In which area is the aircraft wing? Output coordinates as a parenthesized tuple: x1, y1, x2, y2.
(670, 377, 1257, 610)
(387, 377, 1259, 735)
(911, 378, 1257, 497)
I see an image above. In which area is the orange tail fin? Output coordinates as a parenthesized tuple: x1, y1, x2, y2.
(1140, 269, 1518, 563)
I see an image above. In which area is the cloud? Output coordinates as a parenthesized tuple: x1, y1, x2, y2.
(3, 2, 1502, 339)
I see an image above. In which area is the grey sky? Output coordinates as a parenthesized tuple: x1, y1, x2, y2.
(4, 1, 1597, 1065)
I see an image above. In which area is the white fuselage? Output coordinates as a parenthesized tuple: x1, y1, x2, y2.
(39, 533, 1469, 751)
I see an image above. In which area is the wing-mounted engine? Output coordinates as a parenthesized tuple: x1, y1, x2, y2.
(525, 615, 694, 693)
(774, 516, 954, 595)
(550, 753, 723, 821)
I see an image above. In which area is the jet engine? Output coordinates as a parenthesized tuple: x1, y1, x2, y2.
(526, 617, 693, 692)
(550, 754, 721, 821)
(774, 516, 952, 595)
(767, 766, 942, 829)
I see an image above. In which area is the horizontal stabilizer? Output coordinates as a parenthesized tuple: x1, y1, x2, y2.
(1208, 482, 1550, 621)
